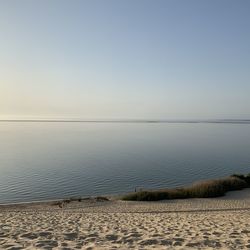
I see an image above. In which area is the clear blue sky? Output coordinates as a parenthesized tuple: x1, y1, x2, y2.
(0, 0, 250, 120)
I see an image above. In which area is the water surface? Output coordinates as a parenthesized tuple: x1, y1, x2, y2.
(0, 122, 250, 203)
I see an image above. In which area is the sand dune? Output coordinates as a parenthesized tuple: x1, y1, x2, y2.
(1, 189, 250, 249)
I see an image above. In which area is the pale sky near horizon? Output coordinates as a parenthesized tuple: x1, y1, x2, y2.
(0, 0, 250, 120)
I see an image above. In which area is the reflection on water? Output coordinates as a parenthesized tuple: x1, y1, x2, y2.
(0, 122, 250, 203)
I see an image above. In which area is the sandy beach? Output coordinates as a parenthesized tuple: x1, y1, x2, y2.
(0, 189, 250, 249)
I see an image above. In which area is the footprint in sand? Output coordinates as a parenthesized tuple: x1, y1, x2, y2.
(241, 230, 250, 234)
(173, 241, 183, 246)
(185, 242, 201, 247)
(88, 232, 98, 237)
(139, 239, 159, 245)
(2, 244, 23, 250)
(105, 234, 119, 241)
(20, 232, 38, 240)
(160, 239, 172, 246)
(35, 240, 58, 248)
(63, 232, 78, 240)
(39, 231, 52, 238)
(203, 239, 222, 248)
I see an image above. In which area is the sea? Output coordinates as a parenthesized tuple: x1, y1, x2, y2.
(0, 120, 250, 204)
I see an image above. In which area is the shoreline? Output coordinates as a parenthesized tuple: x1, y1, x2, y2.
(0, 194, 116, 207)
(1, 173, 250, 206)
(1, 187, 250, 211)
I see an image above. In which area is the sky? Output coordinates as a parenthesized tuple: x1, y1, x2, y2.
(0, 0, 250, 120)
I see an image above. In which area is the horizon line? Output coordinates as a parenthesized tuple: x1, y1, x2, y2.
(0, 118, 250, 124)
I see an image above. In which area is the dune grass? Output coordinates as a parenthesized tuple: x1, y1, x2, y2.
(122, 173, 250, 201)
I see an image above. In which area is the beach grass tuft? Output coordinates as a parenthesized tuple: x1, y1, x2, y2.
(122, 174, 250, 201)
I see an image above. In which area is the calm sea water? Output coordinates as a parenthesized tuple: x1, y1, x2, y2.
(0, 122, 250, 204)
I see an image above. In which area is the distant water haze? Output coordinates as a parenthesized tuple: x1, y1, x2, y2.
(0, 121, 250, 204)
